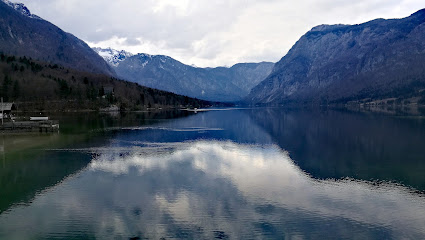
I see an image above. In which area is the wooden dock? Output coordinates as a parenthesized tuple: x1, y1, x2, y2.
(0, 120, 59, 133)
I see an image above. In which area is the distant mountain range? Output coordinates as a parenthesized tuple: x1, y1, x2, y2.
(2, 0, 425, 106)
(0, 0, 115, 76)
(94, 48, 274, 102)
(248, 9, 425, 105)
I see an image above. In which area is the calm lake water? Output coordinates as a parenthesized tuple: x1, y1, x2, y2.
(0, 108, 424, 239)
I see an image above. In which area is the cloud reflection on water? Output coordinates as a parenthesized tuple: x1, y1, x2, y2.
(1, 140, 424, 239)
(87, 140, 425, 238)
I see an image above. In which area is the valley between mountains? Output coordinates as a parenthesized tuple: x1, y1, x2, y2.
(1, 0, 425, 109)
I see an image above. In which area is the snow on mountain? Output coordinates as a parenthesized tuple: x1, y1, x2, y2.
(93, 47, 134, 67)
(135, 54, 152, 68)
(1, 0, 40, 19)
(0, 0, 115, 75)
(93, 47, 274, 102)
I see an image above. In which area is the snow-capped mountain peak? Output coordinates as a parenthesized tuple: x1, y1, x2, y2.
(134, 53, 154, 68)
(1, 0, 41, 19)
(137, 53, 152, 58)
(93, 47, 134, 67)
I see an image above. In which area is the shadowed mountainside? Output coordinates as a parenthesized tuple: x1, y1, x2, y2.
(248, 9, 425, 105)
(0, 0, 115, 76)
(94, 48, 274, 102)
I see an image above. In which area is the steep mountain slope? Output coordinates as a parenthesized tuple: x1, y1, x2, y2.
(94, 48, 274, 102)
(0, 53, 211, 111)
(0, 0, 115, 76)
(248, 9, 425, 105)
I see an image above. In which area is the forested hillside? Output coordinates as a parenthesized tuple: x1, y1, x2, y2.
(0, 53, 212, 111)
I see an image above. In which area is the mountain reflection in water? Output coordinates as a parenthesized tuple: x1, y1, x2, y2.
(0, 109, 424, 239)
(1, 140, 424, 239)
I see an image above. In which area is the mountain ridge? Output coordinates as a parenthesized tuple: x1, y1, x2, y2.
(92, 47, 134, 67)
(94, 47, 274, 102)
(1, 0, 41, 19)
(0, 1, 115, 76)
(248, 8, 425, 105)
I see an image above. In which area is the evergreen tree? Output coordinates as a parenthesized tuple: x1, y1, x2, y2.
(99, 86, 105, 97)
(2, 75, 12, 101)
(13, 80, 20, 99)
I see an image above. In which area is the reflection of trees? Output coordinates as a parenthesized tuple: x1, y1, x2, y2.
(0, 111, 194, 213)
(247, 108, 425, 190)
(3, 141, 423, 239)
(0, 150, 91, 213)
(1, 114, 425, 239)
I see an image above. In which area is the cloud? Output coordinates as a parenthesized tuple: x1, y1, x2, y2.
(122, 38, 142, 46)
(13, 0, 425, 67)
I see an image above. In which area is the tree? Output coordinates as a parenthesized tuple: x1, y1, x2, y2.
(12, 80, 20, 99)
(58, 79, 69, 97)
(99, 86, 105, 97)
(2, 75, 12, 101)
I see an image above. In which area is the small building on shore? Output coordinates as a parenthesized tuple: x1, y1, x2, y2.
(0, 102, 17, 119)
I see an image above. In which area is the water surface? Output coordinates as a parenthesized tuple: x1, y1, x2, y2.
(0, 109, 424, 239)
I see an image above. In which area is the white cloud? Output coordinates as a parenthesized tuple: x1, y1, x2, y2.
(152, 0, 190, 16)
(12, 0, 425, 67)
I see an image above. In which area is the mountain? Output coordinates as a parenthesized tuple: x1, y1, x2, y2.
(0, 52, 212, 111)
(0, 0, 115, 76)
(1, 0, 40, 19)
(248, 9, 425, 105)
(94, 48, 274, 102)
(92, 47, 133, 67)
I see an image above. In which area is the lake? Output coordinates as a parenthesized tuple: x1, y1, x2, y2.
(0, 108, 424, 239)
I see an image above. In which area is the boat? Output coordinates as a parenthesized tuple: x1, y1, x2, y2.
(30, 116, 49, 121)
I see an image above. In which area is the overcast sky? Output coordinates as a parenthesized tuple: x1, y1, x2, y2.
(13, 0, 424, 67)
